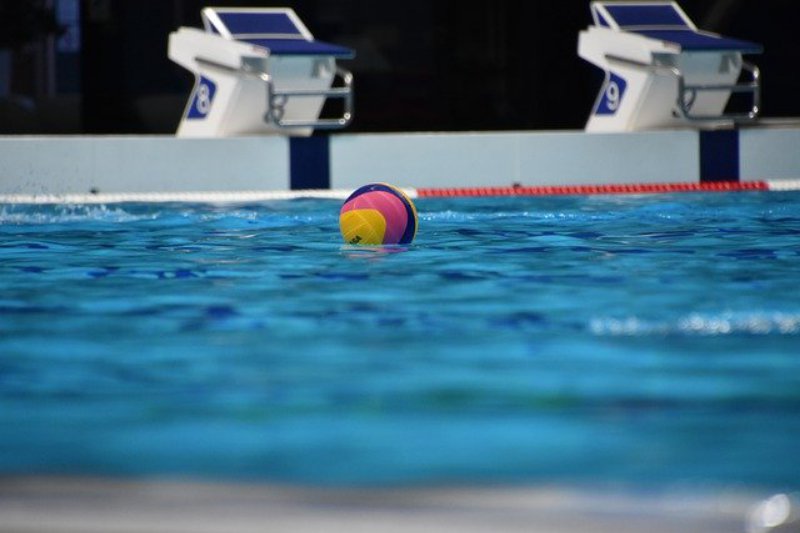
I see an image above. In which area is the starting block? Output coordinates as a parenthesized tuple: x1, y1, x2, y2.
(578, 1, 762, 132)
(168, 7, 355, 137)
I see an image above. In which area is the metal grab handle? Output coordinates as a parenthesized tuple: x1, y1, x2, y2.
(265, 67, 353, 129)
(677, 61, 759, 121)
(604, 54, 760, 123)
(195, 57, 354, 130)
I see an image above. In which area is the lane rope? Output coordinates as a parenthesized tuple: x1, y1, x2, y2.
(416, 181, 771, 197)
(1, 180, 798, 204)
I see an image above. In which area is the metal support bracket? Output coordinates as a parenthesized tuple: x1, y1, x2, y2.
(197, 56, 354, 130)
(605, 54, 760, 123)
(264, 67, 353, 129)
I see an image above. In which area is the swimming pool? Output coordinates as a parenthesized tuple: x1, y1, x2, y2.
(1, 191, 799, 493)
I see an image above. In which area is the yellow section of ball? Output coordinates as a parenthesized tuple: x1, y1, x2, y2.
(340, 209, 387, 245)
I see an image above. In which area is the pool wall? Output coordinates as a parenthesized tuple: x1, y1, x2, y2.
(0, 125, 798, 199)
(740, 126, 800, 180)
(0, 136, 289, 196)
(329, 130, 698, 190)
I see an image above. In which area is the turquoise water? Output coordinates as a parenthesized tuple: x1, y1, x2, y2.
(1, 192, 799, 491)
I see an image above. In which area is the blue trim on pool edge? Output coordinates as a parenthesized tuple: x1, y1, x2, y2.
(290, 136, 330, 190)
(700, 129, 740, 182)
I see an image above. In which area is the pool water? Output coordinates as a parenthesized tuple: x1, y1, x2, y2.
(1, 192, 799, 491)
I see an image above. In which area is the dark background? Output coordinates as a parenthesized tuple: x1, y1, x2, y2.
(1, 0, 798, 134)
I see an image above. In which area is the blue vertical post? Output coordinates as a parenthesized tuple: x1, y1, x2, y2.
(699, 129, 740, 182)
(290, 135, 330, 189)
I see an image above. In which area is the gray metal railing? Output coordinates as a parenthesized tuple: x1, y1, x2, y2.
(604, 54, 760, 123)
(196, 56, 353, 130)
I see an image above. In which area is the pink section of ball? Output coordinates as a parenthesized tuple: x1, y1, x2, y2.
(340, 191, 408, 244)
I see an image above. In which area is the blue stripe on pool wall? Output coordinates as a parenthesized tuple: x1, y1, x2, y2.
(699, 129, 739, 182)
(290, 136, 330, 189)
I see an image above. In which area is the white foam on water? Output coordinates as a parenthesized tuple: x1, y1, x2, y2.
(0, 204, 157, 224)
(590, 311, 800, 336)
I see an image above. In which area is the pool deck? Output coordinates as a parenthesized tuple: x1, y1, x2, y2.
(0, 476, 779, 533)
(2, 122, 800, 201)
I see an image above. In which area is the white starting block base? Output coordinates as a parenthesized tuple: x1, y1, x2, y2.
(168, 8, 354, 138)
(578, 2, 762, 132)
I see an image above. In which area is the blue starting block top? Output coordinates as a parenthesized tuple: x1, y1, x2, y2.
(203, 8, 355, 58)
(592, 2, 762, 53)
